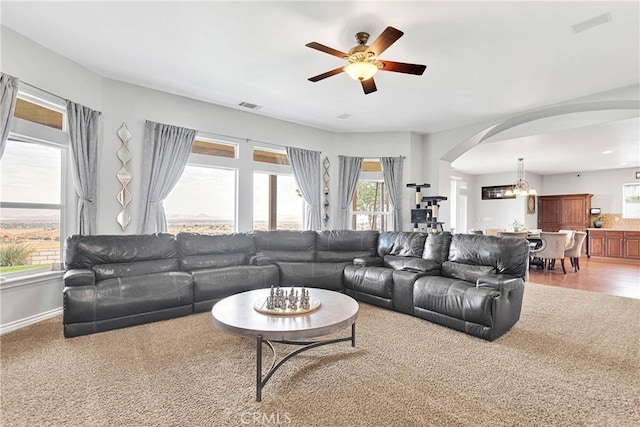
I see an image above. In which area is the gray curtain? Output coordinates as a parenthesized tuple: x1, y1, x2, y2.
(338, 155, 363, 230)
(138, 120, 196, 234)
(67, 101, 101, 235)
(286, 146, 322, 230)
(0, 73, 19, 159)
(381, 156, 404, 231)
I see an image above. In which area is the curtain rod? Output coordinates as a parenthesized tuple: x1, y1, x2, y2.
(19, 80, 68, 103)
(197, 130, 288, 149)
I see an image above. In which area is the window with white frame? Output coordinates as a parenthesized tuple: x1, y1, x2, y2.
(252, 146, 303, 231)
(622, 183, 640, 219)
(163, 138, 238, 234)
(0, 93, 68, 278)
(253, 172, 303, 231)
(351, 159, 390, 231)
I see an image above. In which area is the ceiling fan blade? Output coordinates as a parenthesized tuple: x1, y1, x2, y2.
(305, 42, 348, 59)
(366, 26, 404, 57)
(308, 67, 345, 82)
(361, 78, 377, 95)
(378, 60, 426, 75)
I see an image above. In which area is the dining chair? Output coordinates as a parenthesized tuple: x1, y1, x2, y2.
(564, 231, 587, 272)
(527, 229, 542, 238)
(529, 232, 568, 274)
(484, 228, 503, 236)
(497, 231, 529, 238)
(558, 229, 576, 250)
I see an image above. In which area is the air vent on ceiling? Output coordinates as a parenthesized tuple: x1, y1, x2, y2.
(337, 113, 352, 120)
(238, 101, 261, 110)
(571, 12, 612, 33)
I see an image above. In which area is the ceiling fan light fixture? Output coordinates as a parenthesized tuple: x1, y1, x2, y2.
(344, 62, 379, 81)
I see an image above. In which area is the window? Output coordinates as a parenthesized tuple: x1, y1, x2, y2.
(0, 91, 68, 280)
(350, 159, 390, 231)
(13, 98, 64, 130)
(351, 180, 390, 231)
(253, 173, 303, 231)
(164, 165, 237, 234)
(0, 141, 64, 276)
(253, 147, 289, 165)
(361, 160, 382, 172)
(623, 183, 640, 218)
(191, 139, 236, 158)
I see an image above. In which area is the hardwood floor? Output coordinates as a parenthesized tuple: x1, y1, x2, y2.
(528, 256, 640, 299)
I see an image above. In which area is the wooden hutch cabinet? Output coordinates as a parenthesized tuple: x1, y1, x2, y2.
(538, 194, 593, 232)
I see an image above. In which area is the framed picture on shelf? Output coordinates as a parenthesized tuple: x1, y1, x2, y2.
(527, 195, 536, 214)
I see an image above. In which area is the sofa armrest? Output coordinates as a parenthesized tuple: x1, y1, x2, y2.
(353, 256, 383, 267)
(63, 269, 96, 287)
(475, 274, 523, 293)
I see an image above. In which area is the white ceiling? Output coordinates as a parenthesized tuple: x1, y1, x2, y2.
(1, 1, 639, 175)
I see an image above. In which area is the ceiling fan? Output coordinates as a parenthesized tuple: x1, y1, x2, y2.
(305, 26, 426, 94)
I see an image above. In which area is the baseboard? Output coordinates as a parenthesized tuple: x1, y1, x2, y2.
(0, 307, 62, 336)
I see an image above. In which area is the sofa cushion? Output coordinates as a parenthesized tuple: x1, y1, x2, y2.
(390, 232, 428, 257)
(343, 265, 393, 299)
(176, 232, 255, 256)
(413, 276, 500, 327)
(422, 232, 452, 264)
(441, 261, 495, 282)
(383, 255, 441, 273)
(180, 253, 247, 271)
(448, 234, 529, 279)
(316, 230, 378, 261)
(316, 230, 378, 250)
(316, 250, 375, 262)
(191, 265, 279, 303)
(93, 258, 180, 281)
(253, 230, 317, 262)
(276, 261, 349, 290)
(64, 271, 193, 323)
(64, 234, 177, 269)
(377, 232, 399, 256)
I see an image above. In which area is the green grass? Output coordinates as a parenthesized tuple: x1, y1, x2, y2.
(0, 264, 52, 274)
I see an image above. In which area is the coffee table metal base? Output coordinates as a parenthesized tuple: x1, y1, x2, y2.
(255, 323, 356, 402)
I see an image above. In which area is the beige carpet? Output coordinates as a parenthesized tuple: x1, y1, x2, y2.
(1, 283, 638, 426)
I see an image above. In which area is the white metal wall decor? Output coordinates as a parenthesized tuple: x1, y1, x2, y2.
(116, 123, 132, 231)
(322, 156, 330, 227)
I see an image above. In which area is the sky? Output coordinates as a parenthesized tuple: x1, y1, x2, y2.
(0, 140, 61, 205)
(163, 165, 303, 223)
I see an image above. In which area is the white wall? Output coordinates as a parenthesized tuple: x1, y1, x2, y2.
(1, 26, 102, 110)
(99, 78, 334, 234)
(466, 171, 543, 232)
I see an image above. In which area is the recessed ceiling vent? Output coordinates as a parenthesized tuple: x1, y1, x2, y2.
(337, 113, 352, 119)
(238, 101, 261, 110)
(571, 12, 612, 33)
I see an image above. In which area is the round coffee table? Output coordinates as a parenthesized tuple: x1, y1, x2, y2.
(212, 288, 359, 401)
